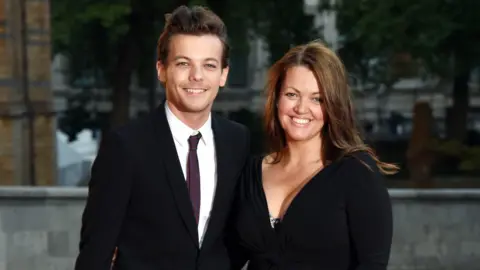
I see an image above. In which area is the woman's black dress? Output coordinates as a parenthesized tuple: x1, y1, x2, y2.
(234, 152, 393, 270)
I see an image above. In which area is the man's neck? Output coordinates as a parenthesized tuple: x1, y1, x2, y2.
(166, 101, 210, 130)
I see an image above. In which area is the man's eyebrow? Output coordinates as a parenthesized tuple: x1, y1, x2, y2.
(173, 56, 189, 61)
(173, 56, 219, 63)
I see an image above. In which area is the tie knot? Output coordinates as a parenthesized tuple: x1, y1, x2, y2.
(188, 132, 202, 150)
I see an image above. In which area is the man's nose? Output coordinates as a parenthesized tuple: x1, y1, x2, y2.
(189, 65, 204, 81)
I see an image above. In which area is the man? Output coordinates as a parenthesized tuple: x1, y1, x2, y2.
(75, 5, 250, 270)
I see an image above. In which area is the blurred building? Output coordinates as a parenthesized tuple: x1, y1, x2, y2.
(0, 0, 56, 185)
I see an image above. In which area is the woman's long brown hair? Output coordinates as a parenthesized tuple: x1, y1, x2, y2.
(264, 41, 399, 175)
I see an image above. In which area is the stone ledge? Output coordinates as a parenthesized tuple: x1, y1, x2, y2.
(0, 187, 480, 200)
(389, 188, 480, 200)
(0, 187, 87, 200)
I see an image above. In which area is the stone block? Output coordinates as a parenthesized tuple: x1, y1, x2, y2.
(27, 45, 51, 82)
(0, 39, 10, 80)
(0, 232, 6, 262)
(48, 231, 70, 257)
(0, 119, 14, 186)
(47, 203, 84, 234)
(0, 0, 5, 19)
(0, 202, 49, 233)
(26, 116, 56, 186)
(7, 255, 49, 270)
(461, 241, 480, 256)
(414, 241, 441, 257)
(69, 231, 80, 257)
(0, 87, 10, 102)
(25, 1, 49, 31)
(8, 231, 48, 261)
(388, 243, 416, 268)
(412, 256, 444, 270)
(47, 257, 76, 270)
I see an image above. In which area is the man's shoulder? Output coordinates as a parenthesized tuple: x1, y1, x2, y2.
(107, 112, 155, 144)
(213, 113, 248, 135)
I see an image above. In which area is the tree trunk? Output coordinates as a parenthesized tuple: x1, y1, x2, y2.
(109, 0, 146, 130)
(446, 69, 471, 142)
(109, 32, 136, 130)
(407, 102, 435, 188)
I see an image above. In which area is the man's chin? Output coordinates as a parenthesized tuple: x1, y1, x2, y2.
(179, 103, 212, 114)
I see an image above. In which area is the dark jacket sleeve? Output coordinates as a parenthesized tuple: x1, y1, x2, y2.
(75, 131, 133, 270)
(345, 156, 393, 270)
(226, 126, 252, 270)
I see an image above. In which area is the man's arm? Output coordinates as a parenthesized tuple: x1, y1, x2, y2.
(75, 131, 133, 270)
(227, 126, 252, 270)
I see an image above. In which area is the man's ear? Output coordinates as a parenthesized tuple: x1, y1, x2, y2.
(156, 61, 166, 82)
(219, 66, 229, 87)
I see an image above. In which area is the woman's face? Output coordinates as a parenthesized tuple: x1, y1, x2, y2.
(277, 66, 325, 143)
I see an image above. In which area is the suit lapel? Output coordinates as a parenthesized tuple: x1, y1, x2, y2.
(151, 103, 199, 247)
(200, 116, 235, 250)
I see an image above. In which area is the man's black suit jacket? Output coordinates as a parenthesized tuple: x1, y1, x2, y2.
(74, 104, 250, 270)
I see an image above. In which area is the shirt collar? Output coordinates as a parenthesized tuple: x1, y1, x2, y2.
(165, 102, 213, 147)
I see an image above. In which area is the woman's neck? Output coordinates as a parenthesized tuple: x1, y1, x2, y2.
(281, 137, 323, 169)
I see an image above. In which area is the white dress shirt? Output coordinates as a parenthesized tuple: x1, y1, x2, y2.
(165, 102, 217, 247)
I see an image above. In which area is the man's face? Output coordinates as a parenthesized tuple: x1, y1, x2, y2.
(157, 34, 229, 115)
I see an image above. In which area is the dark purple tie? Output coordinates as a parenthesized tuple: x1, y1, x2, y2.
(187, 132, 202, 224)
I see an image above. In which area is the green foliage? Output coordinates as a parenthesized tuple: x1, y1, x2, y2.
(324, 0, 480, 140)
(51, 0, 131, 83)
(250, 0, 320, 64)
(228, 109, 265, 154)
(51, 0, 184, 133)
(51, 0, 322, 135)
(430, 139, 480, 172)
(52, 0, 185, 84)
(324, 0, 480, 83)
(323, 0, 417, 93)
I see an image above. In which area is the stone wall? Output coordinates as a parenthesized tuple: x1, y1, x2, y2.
(0, 187, 85, 269)
(0, 187, 479, 270)
(389, 189, 480, 270)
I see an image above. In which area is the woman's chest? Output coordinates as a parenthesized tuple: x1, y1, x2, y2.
(237, 175, 351, 251)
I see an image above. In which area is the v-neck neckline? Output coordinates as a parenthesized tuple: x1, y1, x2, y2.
(255, 156, 334, 231)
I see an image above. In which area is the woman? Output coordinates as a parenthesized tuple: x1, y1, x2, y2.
(234, 41, 399, 270)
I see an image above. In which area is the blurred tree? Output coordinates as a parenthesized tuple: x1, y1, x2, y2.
(52, 0, 189, 132)
(321, 0, 428, 127)
(322, 0, 480, 141)
(203, 0, 253, 87)
(52, 0, 319, 141)
(228, 109, 265, 154)
(251, 0, 320, 64)
(436, 0, 480, 142)
(431, 139, 480, 174)
(58, 91, 92, 142)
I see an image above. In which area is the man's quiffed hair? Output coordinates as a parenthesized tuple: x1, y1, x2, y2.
(157, 5, 230, 68)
